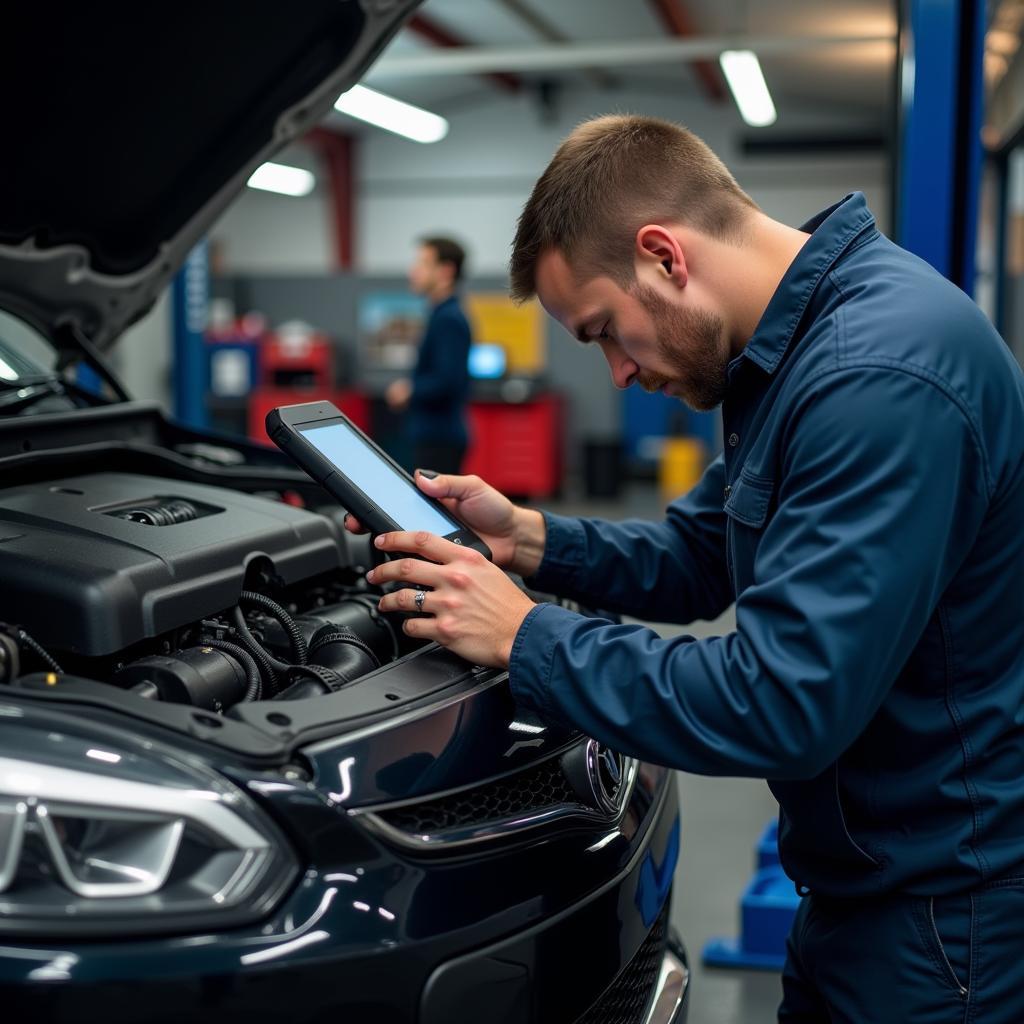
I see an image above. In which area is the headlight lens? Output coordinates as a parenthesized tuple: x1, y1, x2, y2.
(0, 705, 298, 937)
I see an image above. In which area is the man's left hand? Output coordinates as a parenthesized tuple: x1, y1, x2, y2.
(384, 378, 412, 411)
(367, 531, 536, 668)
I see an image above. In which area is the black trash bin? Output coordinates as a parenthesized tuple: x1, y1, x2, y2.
(582, 438, 623, 499)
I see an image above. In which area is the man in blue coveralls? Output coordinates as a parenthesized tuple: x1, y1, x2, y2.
(386, 236, 472, 475)
(354, 116, 1024, 1021)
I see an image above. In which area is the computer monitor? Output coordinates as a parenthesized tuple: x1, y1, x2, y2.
(468, 343, 507, 380)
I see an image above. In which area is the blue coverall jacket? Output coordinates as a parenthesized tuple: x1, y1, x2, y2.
(509, 193, 1024, 898)
(409, 294, 472, 447)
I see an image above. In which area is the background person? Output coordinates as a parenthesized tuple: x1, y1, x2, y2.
(386, 236, 472, 475)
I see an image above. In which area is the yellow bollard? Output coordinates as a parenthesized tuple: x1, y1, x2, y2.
(659, 437, 706, 502)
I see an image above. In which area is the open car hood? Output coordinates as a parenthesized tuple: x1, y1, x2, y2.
(0, 0, 419, 352)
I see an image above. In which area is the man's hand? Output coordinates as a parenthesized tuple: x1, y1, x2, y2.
(367, 531, 535, 668)
(385, 378, 412, 411)
(345, 470, 547, 577)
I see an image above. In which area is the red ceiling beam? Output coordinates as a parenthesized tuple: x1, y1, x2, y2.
(647, 0, 727, 102)
(407, 13, 522, 93)
(305, 127, 354, 271)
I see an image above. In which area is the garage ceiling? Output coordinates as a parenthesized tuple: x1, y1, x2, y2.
(348, 0, 897, 133)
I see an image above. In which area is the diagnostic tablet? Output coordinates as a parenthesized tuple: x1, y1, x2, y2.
(266, 400, 491, 559)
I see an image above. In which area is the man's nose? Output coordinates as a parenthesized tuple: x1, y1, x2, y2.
(603, 348, 637, 390)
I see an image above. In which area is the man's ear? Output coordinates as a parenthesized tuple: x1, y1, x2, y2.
(635, 225, 687, 289)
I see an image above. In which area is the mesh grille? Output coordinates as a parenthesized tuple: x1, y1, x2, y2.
(575, 902, 670, 1024)
(377, 756, 581, 835)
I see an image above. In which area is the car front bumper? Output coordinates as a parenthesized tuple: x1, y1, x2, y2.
(650, 939, 690, 1024)
(1, 767, 684, 1023)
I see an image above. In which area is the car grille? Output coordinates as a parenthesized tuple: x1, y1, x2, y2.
(376, 754, 582, 835)
(575, 901, 670, 1024)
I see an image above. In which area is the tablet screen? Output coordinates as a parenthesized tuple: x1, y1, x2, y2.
(299, 420, 459, 536)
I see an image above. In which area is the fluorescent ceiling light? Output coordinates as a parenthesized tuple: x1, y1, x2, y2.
(334, 84, 448, 144)
(247, 162, 316, 197)
(719, 50, 777, 128)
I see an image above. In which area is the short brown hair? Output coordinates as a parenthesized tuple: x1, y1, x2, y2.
(509, 115, 757, 301)
(421, 236, 466, 282)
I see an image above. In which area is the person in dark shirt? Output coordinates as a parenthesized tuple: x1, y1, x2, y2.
(386, 236, 472, 474)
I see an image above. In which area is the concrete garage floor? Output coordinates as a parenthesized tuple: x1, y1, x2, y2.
(670, 775, 783, 1024)
(655, 602, 782, 1019)
(545, 484, 784, 1024)
(664, 610, 783, 1024)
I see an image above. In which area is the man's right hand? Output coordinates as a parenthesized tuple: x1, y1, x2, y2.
(343, 470, 547, 577)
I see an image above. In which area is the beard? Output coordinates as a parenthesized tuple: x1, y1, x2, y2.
(629, 282, 731, 411)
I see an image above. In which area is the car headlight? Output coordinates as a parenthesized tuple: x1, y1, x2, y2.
(0, 703, 298, 938)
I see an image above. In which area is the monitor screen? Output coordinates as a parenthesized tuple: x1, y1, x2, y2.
(468, 343, 506, 380)
(299, 420, 458, 535)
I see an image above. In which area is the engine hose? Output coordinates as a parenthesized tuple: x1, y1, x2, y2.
(17, 629, 63, 674)
(290, 663, 343, 690)
(275, 664, 345, 701)
(229, 608, 286, 695)
(342, 595, 401, 661)
(239, 591, 308, 665)
(309, 628, 381, 669)
(201, 639, 262, 702)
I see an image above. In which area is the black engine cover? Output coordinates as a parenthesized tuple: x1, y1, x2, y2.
(0, 473, 342, 655)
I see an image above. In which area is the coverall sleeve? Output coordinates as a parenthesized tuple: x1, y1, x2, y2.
(528, 455, 733, 624)
(412, 309, 470, 406)
(509, 367, 989, 778)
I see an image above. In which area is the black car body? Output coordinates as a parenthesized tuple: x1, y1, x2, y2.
(0, 4, 689, 1021)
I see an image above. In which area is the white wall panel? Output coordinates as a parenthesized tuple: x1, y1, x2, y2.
(357, 89, 889, 275)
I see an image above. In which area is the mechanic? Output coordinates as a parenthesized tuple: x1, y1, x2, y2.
(385, 236, 473, 475)
(351, 115, 1024, 1023)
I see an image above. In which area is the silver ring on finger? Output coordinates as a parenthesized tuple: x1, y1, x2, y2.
(414, 588, 426, 613)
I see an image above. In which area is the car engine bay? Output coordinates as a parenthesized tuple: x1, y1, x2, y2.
(0, 467, 423, 713)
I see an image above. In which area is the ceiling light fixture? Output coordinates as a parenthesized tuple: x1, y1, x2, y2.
(334, 84, 449, 143)
(719, 50, 777, 128)
(247, 162, 316, 197)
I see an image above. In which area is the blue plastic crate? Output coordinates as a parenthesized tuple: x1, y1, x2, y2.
(702, 819, 799, 972)
(757, 818, 780, 869)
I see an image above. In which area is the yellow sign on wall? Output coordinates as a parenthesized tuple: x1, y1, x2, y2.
(466, 293, 546, 375)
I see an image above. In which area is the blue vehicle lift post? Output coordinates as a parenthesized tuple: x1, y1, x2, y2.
(171, 241, 210, 429)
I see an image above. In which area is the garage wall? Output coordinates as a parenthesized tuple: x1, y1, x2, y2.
(351, 88, 888, 456)
(738, 158, 889, 234)
(356, 88, 889, 276)
(213, 191, 334, 275)
(210, 143, 334, 275)
(356, 154, 889, 271)
(197, 87, 890, 467)
(213, 268, 628, 458)
(110, 290, 173, 412)
(208, 89, 890, 278)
